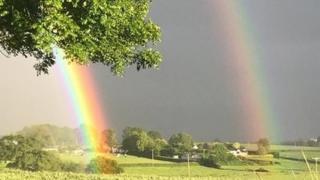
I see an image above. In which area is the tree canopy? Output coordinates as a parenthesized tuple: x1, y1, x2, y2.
(102, 129, 117, 149)
(168, 133, 193, 154)
(0, 135, 63, 171)
(17, 124, 79, 148)
(0, 0, 161, 75)
(257, 138, 270, 155)
(0, 135, 43, 162)
(121, 127, 166, 156)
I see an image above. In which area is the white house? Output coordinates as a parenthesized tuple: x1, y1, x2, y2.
(229, 149, 248, 157)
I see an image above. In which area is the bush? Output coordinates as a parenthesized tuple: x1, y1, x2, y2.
(61, 161, 85, 173)
(200, 144, 244, 168)
(199, 155, 221, 169)
(257, 138, 270, 155)
(86, 156, 123, 174)
(271, 151, 280, 159)
(211, 144, 238, 165)
(7, 150, 61, 171)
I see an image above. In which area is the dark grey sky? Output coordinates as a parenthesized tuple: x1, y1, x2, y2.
(1, 0, 320, 142)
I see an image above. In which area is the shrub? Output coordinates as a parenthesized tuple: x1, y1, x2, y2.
(200, 144, 243, 168)
(257, 138, 270, 155)
(61, 161, 85, 173)
(271, 151, 280, 159)
(211, 144, 238, 165)
(7, 150, 61, 171)
(86, 156, 123, 174)
(199, 155, 221, 169)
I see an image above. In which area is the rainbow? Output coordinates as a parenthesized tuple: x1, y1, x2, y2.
(208, 1, 279, 141)
(53, 47, 108, 158)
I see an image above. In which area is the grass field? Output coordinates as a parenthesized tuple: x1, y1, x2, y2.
(56, 151, 317, 178)
(271, 145, 320, 151)
(1, 145, 320, 179)
(281, 151, 320, 160)
(0, 168, 317, 180)
(243, 144, 320, 151)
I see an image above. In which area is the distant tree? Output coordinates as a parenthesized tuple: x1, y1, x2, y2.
(0, 135, 43, 162)
(0, 0, 161, 75)
(307, 139, 317, 147)
(122, 127, 144, 140)
(102, 129, 117, 149)
(146, 130, 166, 155)
(0, 135, 62, 171)
(17, 124, 79, 148)
(199, 154, 221, 169)
(203, 143, 211, 150)
(6, 150, 61, 171)
(200, 144, 238, 167)
(86, 156, 123, 174)
(147, 130, 162, 140)
(122, 127, 153, 155)
(168, 133, 193, 155)
(211, 144, 237, 164)
(257, 138, 270, 155)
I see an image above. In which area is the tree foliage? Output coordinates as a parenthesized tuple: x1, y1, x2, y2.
(257, 138, 270, 155)
(86, 156, 123, 174)
(200, 144, 239, 168)
(17, 124, 79, 148)
(147, 130, 162, 140)
(0, 0, 161, 75)
(7, 150, 61, 171)
(121, 127, 166, 156)
(102, 129, 117, 149)
(0, 135, 43, 162)
(168, 133, 193, 155)
(122, 127, 152, 154)
(0, 135, 63, 171)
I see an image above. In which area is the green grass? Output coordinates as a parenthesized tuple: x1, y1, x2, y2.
(59, 153, 174, 165)
(0, 167, 316, 180)
(56, 152, 317, 178)
(0, 162, 5, 170)
(270, 145, 320, 151)
(281, 151, 320, 160)
(111, 155, 174, 165)
(3, 148, 320, 179)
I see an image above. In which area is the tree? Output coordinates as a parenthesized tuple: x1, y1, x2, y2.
(200, 144, 238, 168)
(7, 150, 61, 171)
(121, 127, 166, 156)
(0, 135, 62, 171)
(102, 129, 117, 149)
(0, 0, 161, 75)
(122, 131, 152, 154)
(257, 138, 270, 155)
(0, 135, 43, 162)
(122, 127, 144, 140)
(86, 156, 123, 174)
(146, 130, 166, 155)
(168, 133, 193, 155)
(147, 130, 162, 140)
(17, 124, 79, 148)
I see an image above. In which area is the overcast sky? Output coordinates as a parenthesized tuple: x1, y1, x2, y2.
(0, 0, 320, 142)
